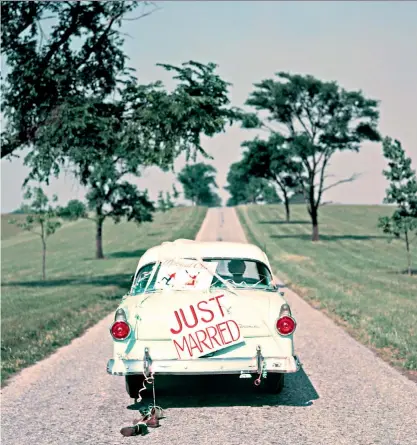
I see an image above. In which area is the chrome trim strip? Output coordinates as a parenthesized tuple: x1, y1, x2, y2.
(114, 308, 127, 322)
(106, 355, 301, 376)
(279, 303, 292, 317)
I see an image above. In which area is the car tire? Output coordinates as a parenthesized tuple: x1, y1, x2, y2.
(264, 373, 285, 394)
(125, 375, 146, 399)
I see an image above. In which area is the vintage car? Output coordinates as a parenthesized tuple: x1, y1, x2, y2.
(107, 239, 300, 399)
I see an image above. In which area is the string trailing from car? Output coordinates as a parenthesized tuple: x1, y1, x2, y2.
(120, 366, 165, 436)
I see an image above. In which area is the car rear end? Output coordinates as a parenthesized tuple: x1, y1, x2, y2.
(107, 293, 300, 387)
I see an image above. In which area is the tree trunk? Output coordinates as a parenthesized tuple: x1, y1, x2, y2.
(405, 230, 411, 275)
(42, 239, 46, 280)
(283, 193, 290, 222)
(311, 206, 319, 241)
(40, 221, 46, 280)
(307, 179, 320, 241)
(96, 216, 104, 259)
(276, 181, 290, 222)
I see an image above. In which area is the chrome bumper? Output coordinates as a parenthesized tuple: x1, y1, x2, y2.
(107, 355, 301, 376)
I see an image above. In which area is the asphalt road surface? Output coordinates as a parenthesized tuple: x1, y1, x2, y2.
(2, 207, 416, 445)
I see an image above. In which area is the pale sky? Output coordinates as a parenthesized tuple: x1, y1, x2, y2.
(1, 1, 417, 212)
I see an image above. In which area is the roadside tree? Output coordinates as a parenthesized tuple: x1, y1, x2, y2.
(157, 191, 175, 212)
(378, 137, 417, 275)
(57, 199, 88, 220)
(225, 160, 281, 206)
(242, 72, 380, 240)
(178, 163, 221, 207)
(240, 134, 301, 220)
(25, 62, 236, 258)
(8, 187, 61, 279)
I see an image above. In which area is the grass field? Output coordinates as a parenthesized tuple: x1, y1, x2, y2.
(237, 204, 417, 376)
(1, 214, 30, 240)
(1, 207, 207, 384)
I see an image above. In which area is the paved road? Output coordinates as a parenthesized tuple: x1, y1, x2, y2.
(2, 207, 416, 445)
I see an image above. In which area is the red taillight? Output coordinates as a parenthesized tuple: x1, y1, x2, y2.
(111, 321, 130, 340)
(276, 316, 296, 336)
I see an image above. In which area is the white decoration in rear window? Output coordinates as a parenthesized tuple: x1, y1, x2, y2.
(154, 260, 218, 291)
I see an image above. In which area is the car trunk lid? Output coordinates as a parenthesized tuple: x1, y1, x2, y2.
(130, 289, 274, 341)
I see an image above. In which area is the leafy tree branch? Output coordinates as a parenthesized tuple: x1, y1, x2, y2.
(1, 1, 156, 159)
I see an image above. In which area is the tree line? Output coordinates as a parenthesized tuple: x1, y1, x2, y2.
(223, 72, 416, 273)
(9, 161, 222, 279)
(2, 1, 416, 276)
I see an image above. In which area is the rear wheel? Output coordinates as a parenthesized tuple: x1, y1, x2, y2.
(264, 373, 285, 394)
(125, 375, 146, 399)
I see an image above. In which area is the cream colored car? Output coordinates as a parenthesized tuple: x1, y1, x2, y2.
(107, 239, 300, 399)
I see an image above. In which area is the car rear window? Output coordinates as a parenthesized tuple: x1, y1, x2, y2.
(131, 262, 159, 294)
(203, 258, 273, 288)
(131, 258, 273, 295)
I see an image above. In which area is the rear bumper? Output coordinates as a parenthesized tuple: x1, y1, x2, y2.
(107, 355, 301, 376)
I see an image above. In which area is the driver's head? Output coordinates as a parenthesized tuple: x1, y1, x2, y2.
(227, 259, 246, 277)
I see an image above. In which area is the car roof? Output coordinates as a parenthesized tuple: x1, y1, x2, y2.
(136, 239, 271, 271)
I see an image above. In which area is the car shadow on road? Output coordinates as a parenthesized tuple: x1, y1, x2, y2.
(127, 367, 318, 410)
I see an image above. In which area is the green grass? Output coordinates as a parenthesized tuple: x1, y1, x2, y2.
(237, 204, 417, 373)
(1, 207, 207, 384)
(2, 214, 32, 240)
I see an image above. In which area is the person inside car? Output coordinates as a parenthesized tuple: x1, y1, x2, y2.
(227, 259, 247, 283)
